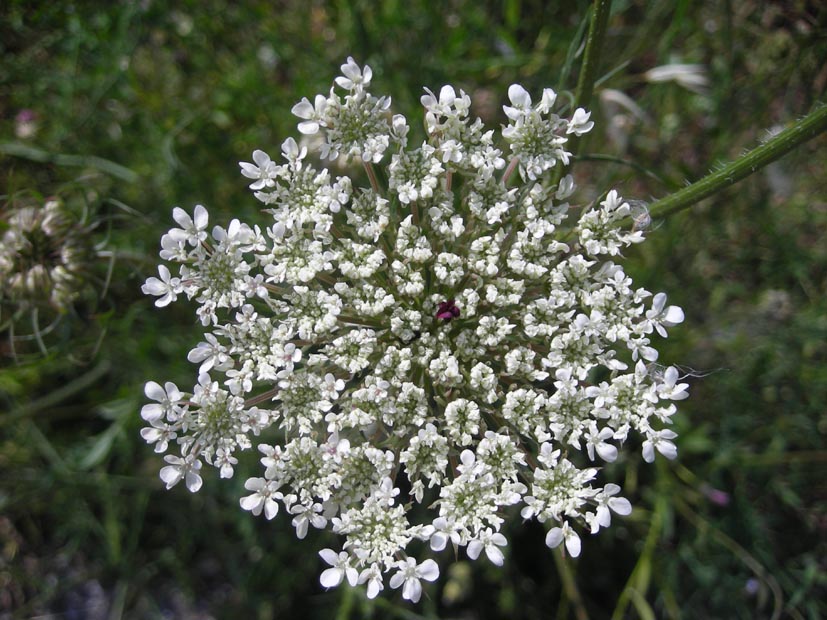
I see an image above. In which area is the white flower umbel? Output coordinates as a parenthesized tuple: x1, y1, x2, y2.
(142, 57, 689, 602)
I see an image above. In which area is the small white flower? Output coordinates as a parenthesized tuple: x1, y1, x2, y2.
(159, 454, 202, 492)
(657, 366, 690, 401)
(239, 150, 279, 190)
(358, 564, 385, 599)
(567, 108, 594, 135)
(290, 502, 327, 539)
(647, 292, 685, 337)
(467, 528, 508, 566)
(291, 94, 328, 135)
(141, 380, 181, 422)
(239, 477, 282, 519)
(545, 522, 581, 557)
(642, 429, 679, 462)
(141, 264, 181, 307)
(335, 56, 372, 92)
(503, 84, 532, 119)
(428, 516, 458, 552)
(169, 205, 209, 246)
(590, 483, 632, 533)
(319, 549, 358, 588)
(585, 423, 618, 462)
(389, 557, 439, 603)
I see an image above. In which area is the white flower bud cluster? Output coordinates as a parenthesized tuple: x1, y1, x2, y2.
(142, 57, 688, 603)
(0, 198, 93, 312)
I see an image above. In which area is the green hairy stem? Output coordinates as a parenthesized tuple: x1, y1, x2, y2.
(647, 103, 827, 220)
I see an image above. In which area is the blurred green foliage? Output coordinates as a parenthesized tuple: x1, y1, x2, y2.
(1, 0, 826, 618)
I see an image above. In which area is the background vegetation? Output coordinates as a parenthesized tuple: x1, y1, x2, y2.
(1, 1, 826, 618)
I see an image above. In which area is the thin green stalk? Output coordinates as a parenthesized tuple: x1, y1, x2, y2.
(0, 142, 139, 183)
(553, 547, 590, 620)
(611, 466, 667, 620)
(647, 103, 827, 220)
(554, 0, 613, 185)
(675, 497, 783, 620)
(573, 0, 613, 117)
(2, 359, 112, 426)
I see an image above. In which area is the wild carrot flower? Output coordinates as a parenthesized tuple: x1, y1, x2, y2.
(142, 57, 688, 602)
(0, 197, 93, 312)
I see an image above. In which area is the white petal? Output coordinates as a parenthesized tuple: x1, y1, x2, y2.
(239, 163, 261, 179)
(185, 470, 202, 492)
(140, 427, 162, 442)
(294, 517, 309, 539)
(466, 540, 483, 560)
(144, 381, 165, 401)
(597, 443, 618, 462)
(430, 532, 448, 551)
(389, 572, 405, 589)
(485, 546, 505, 566)
(264, 499, 279, 520)
(281, 138, 299, 158)
(252, 150, 271, 166)
(291, 99, 315, 119)
(418, 559, 439, 581)
(540, 88, 557, 109)
(141, 277, 167, 296)
(154, 293, 174, 308)
(193, 205, 208, 229)
(658, 441, 678, 460)
(366, 578, 381, 599)
(345, 567, 359, 587)
(320, 567, 343, 589)
(508, 84, 531, 107)
(545, 527, 563, 549)
(159, 465, 183, 488)
(402, 578, 422, 603)
(604, 483, 621, 496)
(141, 403, 163, 422)
(297, 120, 320, 135)
(240, 494, 262, 512)
(652, 292, 667, 313)
(187, 346, 211, 364)
(438, 85, 456, 105)
(565, 531, 582, 557)
(319, 548, 339, 566)
(664, 305, 685, 324)
(609, 497, 632, 516)
(172, 207, 191, 229)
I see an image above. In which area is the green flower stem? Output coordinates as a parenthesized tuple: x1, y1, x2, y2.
(675, 497, 783, 620)
(0, 142, 139, 183)
(553, 547, 590, 620)
(610, 468, 666, 620)
(554, 0, 613, 186)
(647, 103, 827, 220)
(573, 0, 613, 116)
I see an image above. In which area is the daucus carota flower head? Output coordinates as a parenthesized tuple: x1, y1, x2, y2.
(0, 197, 94, 312)
(142, 57, 688, 602)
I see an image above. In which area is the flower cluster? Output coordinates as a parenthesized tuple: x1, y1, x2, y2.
(0, 197, 93, 312)
(142, 57, 688, 603)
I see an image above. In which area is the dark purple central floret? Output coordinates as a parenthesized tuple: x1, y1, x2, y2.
(436, 299, 460, 322)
